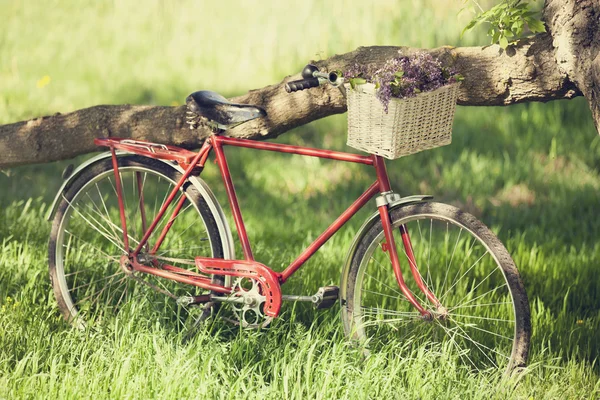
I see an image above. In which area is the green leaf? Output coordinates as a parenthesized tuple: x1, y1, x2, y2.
(461, 19, 478, 37)
(512, 21, 524, 36)
(527, 18, 546, 33)
(492, 30, 501, 44)
(462, 0, 544, 45)
(394, 71, 404, 78)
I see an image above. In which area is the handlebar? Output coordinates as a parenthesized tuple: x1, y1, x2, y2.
(285, 77, 320, 93)
(285, 64, 344, 93)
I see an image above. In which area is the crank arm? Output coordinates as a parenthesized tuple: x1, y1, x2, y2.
(281, 286, 340, 309)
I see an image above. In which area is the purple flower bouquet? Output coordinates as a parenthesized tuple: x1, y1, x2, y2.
(344, 52, 462, 159)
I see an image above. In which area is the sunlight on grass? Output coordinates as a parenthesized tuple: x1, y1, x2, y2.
(0, 0, 599, 398)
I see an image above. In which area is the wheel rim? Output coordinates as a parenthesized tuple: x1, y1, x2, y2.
(352, 213, 518, 372)
(53, 165, 216, 328)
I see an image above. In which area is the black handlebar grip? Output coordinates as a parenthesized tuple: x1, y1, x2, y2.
(285, 77, 320, 93)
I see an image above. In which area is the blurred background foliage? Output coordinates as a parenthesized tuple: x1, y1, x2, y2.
(0, 0, 599, 397)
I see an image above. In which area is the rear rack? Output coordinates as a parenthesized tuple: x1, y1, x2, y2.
(94, 137, 199, 168)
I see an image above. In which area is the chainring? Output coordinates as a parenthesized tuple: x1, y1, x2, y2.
(224, 277, 272, 329)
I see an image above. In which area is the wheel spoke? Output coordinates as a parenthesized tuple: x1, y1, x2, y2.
(449, 313, 514, 324)
(51, 161, 222, 331)
(449, 316, 514, 342)
(449, 283, 508, 312)
(440, 227, 462, 296)
(364, 269, 406, 300)
(81, 193, 141, 247)
(63, 195, 125, 252)
(70, 270, 123, 292)
(350, 206, 528, 373)
(450, 301, 512, 310)
(450, 320, 509, 363)
(360, 306, 420, 317)
(433, 319, 483, 371)
(439, 250, 488, 304)
(451, 266, 503, 308)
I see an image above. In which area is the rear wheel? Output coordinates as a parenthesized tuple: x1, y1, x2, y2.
(48, 155, 226, 330)
(343, 202, 530, 373)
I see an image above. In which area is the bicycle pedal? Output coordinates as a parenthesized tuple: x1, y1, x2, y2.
(312, 286, 339, 309)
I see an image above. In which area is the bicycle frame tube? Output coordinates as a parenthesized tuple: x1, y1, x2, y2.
(206, 136, 431, 313)
(210, 135, 381, 278)
(216, 135, 375, 165)
(111, 148, 130, 250)
(212, 138, 255, 260)
(129, 140, 212, 256)
(105, 134, 432, 315)
(280, 181, 380, 282)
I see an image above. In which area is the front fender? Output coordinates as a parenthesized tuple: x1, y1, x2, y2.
(338, 195, 433, 308)
(46, 151, 236, 260)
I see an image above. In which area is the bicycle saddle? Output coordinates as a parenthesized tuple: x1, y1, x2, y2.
(185, 91, 266, 128)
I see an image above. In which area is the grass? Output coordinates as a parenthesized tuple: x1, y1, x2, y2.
(1, 0, 600, 398)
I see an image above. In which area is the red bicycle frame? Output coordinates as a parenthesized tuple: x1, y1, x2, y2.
(95, 135, 439, 317)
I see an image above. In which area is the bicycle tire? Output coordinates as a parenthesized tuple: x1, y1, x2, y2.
(343, 202, 530, 373)
(48, 155, 225, 330)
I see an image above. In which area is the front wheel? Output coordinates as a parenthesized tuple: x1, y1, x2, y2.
(343, 202, 530, 373)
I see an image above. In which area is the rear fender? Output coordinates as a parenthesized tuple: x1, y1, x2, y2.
(46, 151, 236, 260)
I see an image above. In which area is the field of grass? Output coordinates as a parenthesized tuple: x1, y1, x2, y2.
(1, 0, 599, 398)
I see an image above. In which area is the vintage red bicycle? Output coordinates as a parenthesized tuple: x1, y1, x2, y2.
(47, 66, 530, 372)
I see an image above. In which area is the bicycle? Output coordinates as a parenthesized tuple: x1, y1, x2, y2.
(47, 65, 531, 373)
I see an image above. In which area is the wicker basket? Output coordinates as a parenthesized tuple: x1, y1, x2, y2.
(346, 82, 460, 159)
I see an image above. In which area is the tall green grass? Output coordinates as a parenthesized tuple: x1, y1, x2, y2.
(1, 0, 599, 398)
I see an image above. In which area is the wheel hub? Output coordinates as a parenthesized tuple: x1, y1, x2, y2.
(432, 304, 449, 321)
(119, 255, 135, 276)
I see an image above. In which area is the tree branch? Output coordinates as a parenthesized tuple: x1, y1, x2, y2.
(0, 33, 581, 168)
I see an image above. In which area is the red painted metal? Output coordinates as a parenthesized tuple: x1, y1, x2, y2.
(195, 257, 282, 317)
(378, 205, 429, 316)
(218, 135, 374, 165)
(132, 261, 232, 293)
(132, 149, 206, 255)
(197, 139, 213, 167)
(212, 136, 254, 260)
(96, 137, 200, 168)
(110, 148, 130, 250)
(400, 225, 440, 306)
(150, 194, 187, 255)
(135, 171, 148, 243)
(95, 132, 441, 318)
(280, 181, 381, 283)
(373, 155, 392, 192)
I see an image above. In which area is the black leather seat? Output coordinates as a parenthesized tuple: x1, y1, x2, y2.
(186, 91, 266, 128)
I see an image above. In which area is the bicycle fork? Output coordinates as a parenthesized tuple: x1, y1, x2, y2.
(373, 157, 442, 320)
(378, 203, 445, 319)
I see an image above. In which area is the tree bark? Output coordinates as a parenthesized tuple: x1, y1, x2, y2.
(0, 0, 594, 168)
(544, 0, 600, 132)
